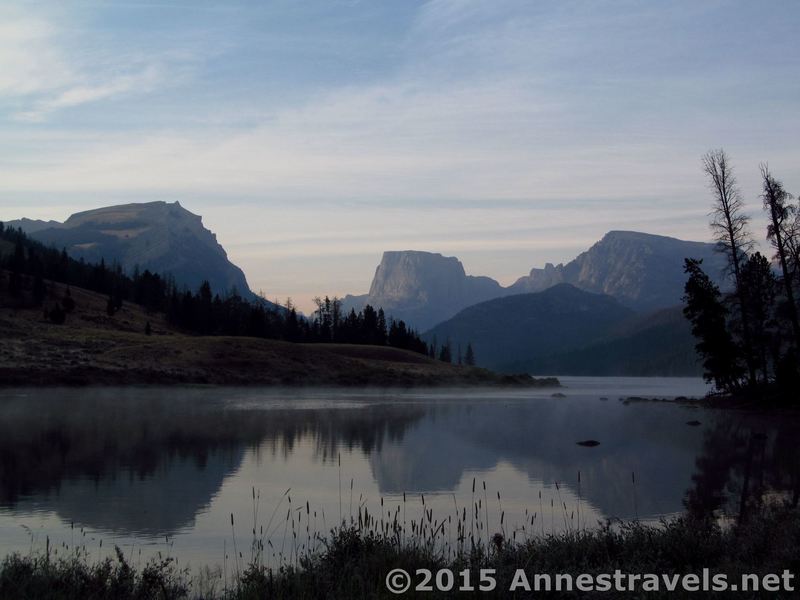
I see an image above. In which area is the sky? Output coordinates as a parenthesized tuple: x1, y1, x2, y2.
(1, 0, 798, 312)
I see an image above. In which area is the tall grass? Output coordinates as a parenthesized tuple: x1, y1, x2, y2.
(2, 482, 800, 599)
(2, 505, 799, 599)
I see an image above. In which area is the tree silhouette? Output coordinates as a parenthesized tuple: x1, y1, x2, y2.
(438, 340, 452, 363)
(703, 149, 757, 387)
(683, 258, 744, 392)
(739, 253, 776, 384)
(464, 343, 476, 366)
(761, 164, 800, 355)
(62, 288, 75, 313)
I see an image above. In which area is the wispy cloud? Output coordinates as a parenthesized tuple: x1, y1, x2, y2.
(14, 65, 164, 122)
(0, 6, 187, 122)
(0, 0, 798, 310)
(0, 12, 75, 97)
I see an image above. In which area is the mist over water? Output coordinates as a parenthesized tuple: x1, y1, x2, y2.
(1, 379, 797, 569)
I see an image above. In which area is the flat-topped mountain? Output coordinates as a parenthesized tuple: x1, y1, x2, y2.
(7, 202, 253, 298)
(342, 250, 504, 330)
(344, 231, 728, 331)
(509, 231, 728, 311)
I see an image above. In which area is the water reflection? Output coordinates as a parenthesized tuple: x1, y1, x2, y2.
(685, 413, 800, 521)
(0, 383, 798, 566)
(0, 389, 423, 535)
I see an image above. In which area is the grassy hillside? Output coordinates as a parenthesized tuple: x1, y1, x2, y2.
(0, 272, 554, 387)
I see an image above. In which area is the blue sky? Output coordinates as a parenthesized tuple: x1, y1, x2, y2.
(1, 0, 798, 310)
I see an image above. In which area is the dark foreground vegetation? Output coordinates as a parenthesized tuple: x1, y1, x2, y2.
(683, 151, 800, 404)
(1, 508, 798, 599)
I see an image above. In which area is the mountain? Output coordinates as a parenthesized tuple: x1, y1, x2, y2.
(6, 201, 255, 299)
(424, 284, 636, 371)
(3, 217, 61, 234)
(510, 305, 701, 376)
(342, 250, 504, 331)
(343, 231, 728, 332)
(509, 231, 728, 311)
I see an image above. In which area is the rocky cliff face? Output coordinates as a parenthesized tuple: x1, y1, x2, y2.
(344, 231, 728, 330)
(510, 231, 728, 311)
(342, 251, 504, 330)
(8, 201, 254, 298)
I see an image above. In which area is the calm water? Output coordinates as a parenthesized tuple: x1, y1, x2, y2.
(1, 377, 798, 570)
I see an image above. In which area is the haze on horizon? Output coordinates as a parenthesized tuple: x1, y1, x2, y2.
(1, 1, 798, 312)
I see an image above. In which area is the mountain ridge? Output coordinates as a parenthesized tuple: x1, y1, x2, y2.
(423, 283, 637, 371)
(342, 250, 504, 330)
(6, 201, 257, 300)
(509, 230, 728, 311)
(344, 231, 728, 331)
(422, 284, 700, 376)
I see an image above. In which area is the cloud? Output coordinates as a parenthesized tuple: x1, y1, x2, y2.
(14, 65, 164, 122)
(1, 0, 798, 310)
(3, 0, 796, 202)
(0, 7, 176, 122)
(0, 11, 75, 97)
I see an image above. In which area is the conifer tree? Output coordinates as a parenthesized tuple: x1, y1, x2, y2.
(439, 341, 452, 363)
(683, 259, 744, 391)
(464, 342, 476, 366)
(761, 165, 800, 354)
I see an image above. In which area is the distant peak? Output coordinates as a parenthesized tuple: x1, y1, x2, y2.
(381, 250, 448, 259)
(63, 201, 201, 226)
(600, 230, 692, 244)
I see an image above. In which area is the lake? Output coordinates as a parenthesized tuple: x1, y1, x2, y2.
(1, 377, 798, 571)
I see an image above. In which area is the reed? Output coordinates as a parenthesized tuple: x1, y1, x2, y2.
(3, 504, 799, 599)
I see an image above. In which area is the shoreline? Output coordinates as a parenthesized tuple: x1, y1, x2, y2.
(0, 332, 560, 389)
(0, 370, 560, 388)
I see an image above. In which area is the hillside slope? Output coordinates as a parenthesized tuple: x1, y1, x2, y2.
(0, 273, 551, 387)
(423, 284, 635, 372)
(511, 305, 701, 376)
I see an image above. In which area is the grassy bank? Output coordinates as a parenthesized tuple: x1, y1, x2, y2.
(2, 508, 799, 599)
(0, 280, 556, 388)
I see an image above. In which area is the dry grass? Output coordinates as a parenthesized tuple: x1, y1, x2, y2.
(3, 504, 799, 599)
(0, 274, 550, 388)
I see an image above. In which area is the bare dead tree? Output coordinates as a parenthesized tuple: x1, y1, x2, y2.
(761, 164, 800, 353)
(782, 203, 800, 290)
(702, 149, 757, 387)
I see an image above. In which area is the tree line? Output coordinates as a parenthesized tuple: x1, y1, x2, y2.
(0, 223, 477, 362)
(684, 150, 799, 398)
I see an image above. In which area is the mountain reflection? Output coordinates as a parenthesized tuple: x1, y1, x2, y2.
(1, 387, 798, 539)
(0, 388, 424, 535)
